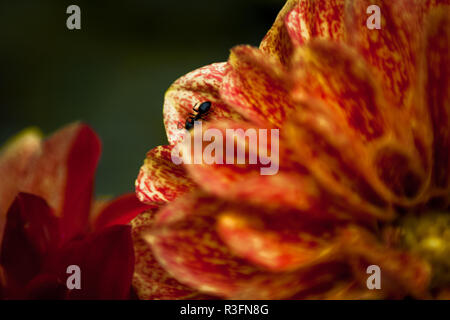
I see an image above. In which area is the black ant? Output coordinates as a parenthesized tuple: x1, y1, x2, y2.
(184, 101, 211, 130)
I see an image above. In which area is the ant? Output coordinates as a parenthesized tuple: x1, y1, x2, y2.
(184, 101, 211, 130)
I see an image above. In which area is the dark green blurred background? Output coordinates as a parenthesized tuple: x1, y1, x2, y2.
(0, 0, 284, 196)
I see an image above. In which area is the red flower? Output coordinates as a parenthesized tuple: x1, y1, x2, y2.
(0, 123, 151, 299)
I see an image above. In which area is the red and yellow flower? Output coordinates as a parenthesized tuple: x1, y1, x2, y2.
(133, 0, 449, 299)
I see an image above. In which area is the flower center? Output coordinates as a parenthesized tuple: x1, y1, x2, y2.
(397, 212, 450, 288)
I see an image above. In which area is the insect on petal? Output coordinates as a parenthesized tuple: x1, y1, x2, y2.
(163, 62, 243, 145)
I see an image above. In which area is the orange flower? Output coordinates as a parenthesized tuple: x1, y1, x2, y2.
(133, 0, 449, 299)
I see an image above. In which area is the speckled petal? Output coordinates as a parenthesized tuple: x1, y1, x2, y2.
(285, 0, 345, 47)
(345, 0, 430, 111)
(285, 99, 396, 221)
(291, 40, 391, 142)
(259, 0, 298, 66)
(163, 62, 243, 145)
(290, 40, 428, 205)
(147, 192, 346, 299)
(181, 119, 322, 213)
(260, 0, 346, 65)
(307, 0, 346, 42)
(0, 128, 41, 248)
(131, 210, 209, 300)
(216, 209, 339, 272)
(220, 45, 295, 127)
(135, 145, 197, 205)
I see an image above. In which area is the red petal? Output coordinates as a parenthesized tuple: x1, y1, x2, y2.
(131, 210, 209, 299)
(21, 123, 101, 242)
(92, 193, 157, 231)
(72, 225, 135, 300)
(135, 145, 197, 204)
(0, 265, 6, 299)
(0, 129, 41, 247)
(44, 225, 135, 300)
(163, 62, 243, 145)
(25, 273, 67, 299)
(0, 193, 60, 292)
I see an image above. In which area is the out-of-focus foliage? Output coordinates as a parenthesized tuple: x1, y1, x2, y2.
(0, 0, 283, 195)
